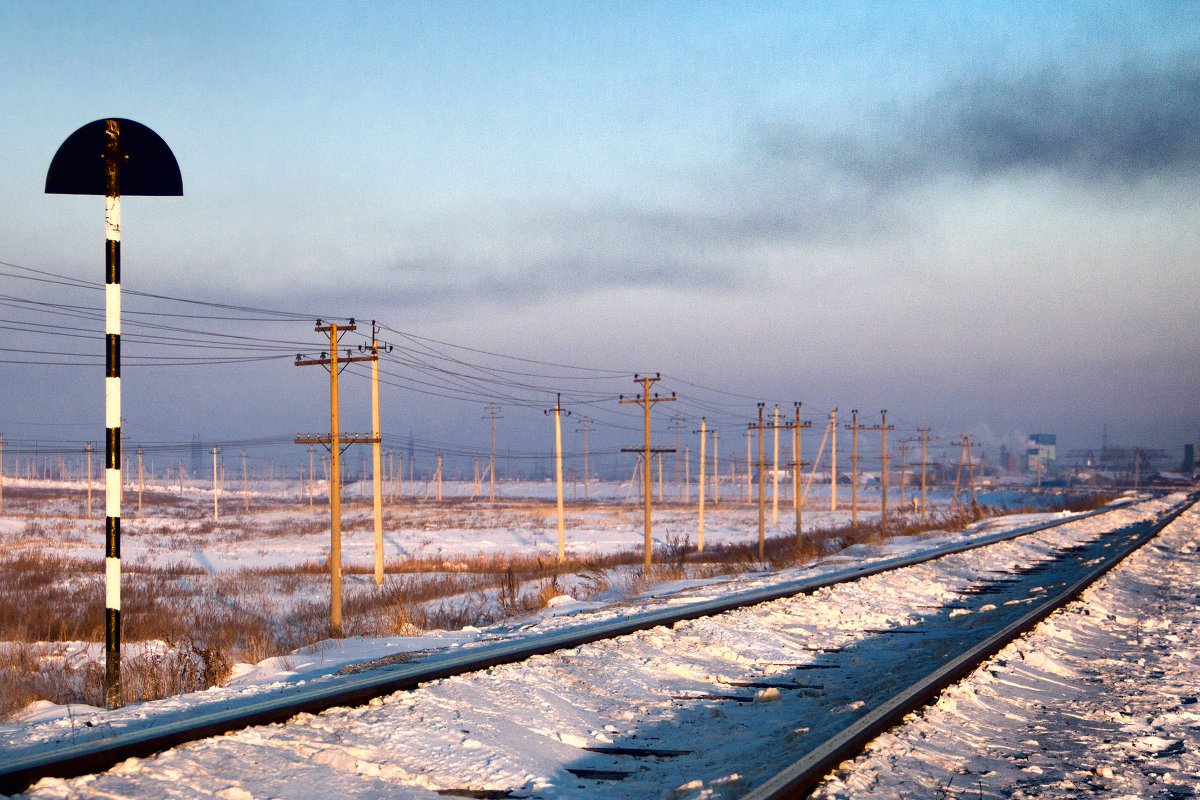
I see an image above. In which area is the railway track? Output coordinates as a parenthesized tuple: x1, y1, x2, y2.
(2, 492, 1194, 797)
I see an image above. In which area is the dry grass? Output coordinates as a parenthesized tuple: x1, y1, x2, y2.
(0, 484, 1119, 718)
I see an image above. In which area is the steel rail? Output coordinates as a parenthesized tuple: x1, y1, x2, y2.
(741, 490, 1200, 800)
(0, 495, 1159, 794)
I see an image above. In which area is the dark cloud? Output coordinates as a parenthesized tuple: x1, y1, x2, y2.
(290, 58, 1200, 311)
(929, 61, 1200, 181)
(778, 58, 1200, 186)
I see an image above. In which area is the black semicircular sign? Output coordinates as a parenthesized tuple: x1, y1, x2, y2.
(46, 118, 183, 196)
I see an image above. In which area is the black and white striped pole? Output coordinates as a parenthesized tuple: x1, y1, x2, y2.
(47, 118, 182, 708)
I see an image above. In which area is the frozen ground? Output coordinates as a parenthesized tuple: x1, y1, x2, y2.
(813, 497, 1200, 799)
(2, 491, 1188, 798)
(0, 476, 1054, 572)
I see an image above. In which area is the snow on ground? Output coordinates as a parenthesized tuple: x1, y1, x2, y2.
(2, 493, 1184, 799)
(0, 477, 1079, 573)
(813, 497, 1200, 799)
(0, 491, 1086, 761)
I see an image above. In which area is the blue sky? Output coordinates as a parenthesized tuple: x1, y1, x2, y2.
(1, 2, 1198, 474)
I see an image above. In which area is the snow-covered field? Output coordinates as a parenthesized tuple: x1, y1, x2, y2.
(814, 497, 1200, 799)
(2, 486, 1189, 798)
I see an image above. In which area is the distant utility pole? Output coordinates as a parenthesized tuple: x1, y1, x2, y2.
(241, 450, 248, 512)
(830, 408, 838, 511)
(845, 410, 889, 529)
(137, 446, 144, 518)
(790, 403, 813, 544)
(916, 428, 938, 522)
(951, 435, 980, 514)
(484, 403, 502, 500)
(898, 437, 914, 512)
(212, 447, 219, 521)
(357, 322, 392, 585)
(748, 403, 790, 560)
(877, 410, 895, 537)
(845, 410, 861, 525)
(620, 374, 675, 574)
(748, 406, 766, 558)
(294, 320, 379, 638)
(693, 418, 707, 551)
(673, 413, 685, 501)
(576, 416, 590, 502)
(545, 394, 570, 562)
(772, 405, 781, 525)
(745, 425, 753, 504)
(710, 429, 719, 505)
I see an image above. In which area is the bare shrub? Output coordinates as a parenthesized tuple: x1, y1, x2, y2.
(535, 574, 561, 608)
(121, 638, 233, 704)
(498, 566, 522, 617)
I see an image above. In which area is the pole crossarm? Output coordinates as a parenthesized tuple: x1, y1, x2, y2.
(294, 433, 380, 451)
(294, 354, 376, 368)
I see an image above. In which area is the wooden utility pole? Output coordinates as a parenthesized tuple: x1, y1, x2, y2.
(485, 403, 501, 500)
(846, 410, 860, 525)
(752, 406, 765, 557)
(545, 394, 570, 562)
(845, 410, 889, 529)
(241, 450, 248, 512)
(85, 441, 92, 517)
(791, 403, 813, 543)
(620, 374, 675, 574)
(657, 452, 664, 501)
(745, 425, 752, 504)
(212, 446, 219, 521)
(694, 418, 707, 551)
(578, 416, 590, 502)
(772, 405, 781, 525)
(746, 404, 778, 559)
(436, 451, 443, 501)
(830, 408, 838, 511)
(294, 320, 379, 638)
(711, 429, 719, 504)
(877, 410, 895, 537)
(137, 446, 144, 518)
(673, 414, 684, 500)
(366, 324, 388, 584)
(898, 437, 913, 512)
(916, 428, 938, 522)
